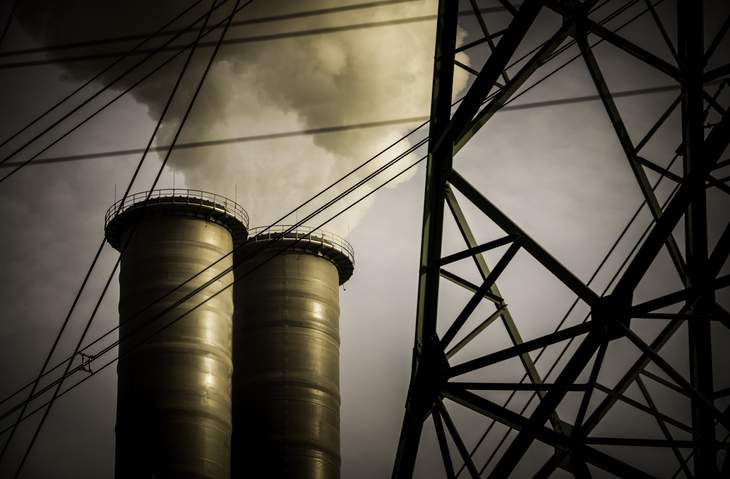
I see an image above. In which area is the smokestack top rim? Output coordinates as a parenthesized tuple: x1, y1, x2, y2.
(242, 225, 354, 285)
(104, 189, 249, 249)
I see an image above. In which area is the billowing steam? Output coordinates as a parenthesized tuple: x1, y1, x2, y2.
(17, 0, 470, 235)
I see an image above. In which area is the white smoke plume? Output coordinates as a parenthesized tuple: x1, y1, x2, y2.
(17, 0, 471, 235)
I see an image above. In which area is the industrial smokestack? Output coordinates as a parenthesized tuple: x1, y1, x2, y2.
(104, 189, 248, 479)
(232, 226, 355, 478)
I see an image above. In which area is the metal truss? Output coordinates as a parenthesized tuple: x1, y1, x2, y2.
(393, 0, 730, 477)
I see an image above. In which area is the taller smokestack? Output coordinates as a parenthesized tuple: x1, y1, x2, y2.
(232, 226, 355, 478)
(105, 189, 248, 479)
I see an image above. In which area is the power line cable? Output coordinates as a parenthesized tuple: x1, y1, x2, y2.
(0, 0, 426, 169)
(0, 0, 208, 157)
(0, 117, 430, 412)
(0, 140, 428, 439)
(6, 2, 249, 475)
(12, 0, 728, 475)
(0, 13, 484, 70)
(0, 1, 506, 183)
(0, 0, 623, 180)
(0, 83, 695, 169)
(0, 0, 252, 184)
(0, 0, 645, 417)
(0, 0, 696, 472)
(0, 3, 518, 67)
(0, 133, 429, 425)
(2, 0, 223, 471)
(74, 140, 428, 378)
(0, 0, 660, 435)
(0, 0, 499, 164)
(0, 2, 263, 420)
(0, 0, 240, 171)
(0, 0, 232, 462)
(0, 0, 424, 59)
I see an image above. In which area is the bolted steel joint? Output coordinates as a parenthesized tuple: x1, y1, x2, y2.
(408, 337, 450, 422)
(591, 292, 633, 341)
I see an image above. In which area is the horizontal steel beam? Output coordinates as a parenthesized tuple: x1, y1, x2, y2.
(439, 235, 516, 267)
(439, 269, 504, 305)
(445, 385, 656, 478)
(449, 322, 593, 378)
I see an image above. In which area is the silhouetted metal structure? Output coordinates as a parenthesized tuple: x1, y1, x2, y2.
(233, 226, 354, 479)
(393, 1, 730, 477)
(105, 189, 248, 479)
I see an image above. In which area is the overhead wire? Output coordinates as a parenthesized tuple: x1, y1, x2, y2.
(0, 0, 248, 181)
(0, 0, 422, 164)
(0, 0, 631, 181)
(1, 34, 528, 417)
(6, 0, 727, 475)
(0, 132, 429, 427)
(0, 0, 499, 170)
(5, 1, 251, 475)
(0, 0, 457, 184)
(0, 83, 698, 169)
(0, 2, 272, 422)
(0, 0, 215, 464)
(0, 0, 208, 158)
(0, 117, 431, 412)
(0, 9, 220, 448)
(0, 0, 674, 178)
(70, 139, 428, 379)
(0, 3, 515, 69)
(0, 14, 468, 70)
(0, 0, 694, 467)
(0, 137, 430, 439)
(0, 0, 624, 432)
(0, 0, 424, 59)
(0, 0, 656, 426)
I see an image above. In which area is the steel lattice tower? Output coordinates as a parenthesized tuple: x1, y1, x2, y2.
(393, 0, 729, 477)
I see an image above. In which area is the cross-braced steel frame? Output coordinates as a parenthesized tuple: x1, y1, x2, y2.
(393, 0, 730, 477)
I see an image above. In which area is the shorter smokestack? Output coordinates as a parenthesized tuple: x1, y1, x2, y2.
(232, 226, 354, 478)
(105, 189, 248, 479)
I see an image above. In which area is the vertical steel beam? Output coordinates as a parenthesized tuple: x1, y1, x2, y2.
(679, 2, 717, 474)
(412, 0, 458, 373)
(392, 1, 458, 476)
(613, 107, 730, 297)
(434, 0, 544, 153)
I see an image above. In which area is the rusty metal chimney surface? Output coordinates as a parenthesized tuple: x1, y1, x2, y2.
(104, 189, 248, 479)
(232, 226, 354, 479)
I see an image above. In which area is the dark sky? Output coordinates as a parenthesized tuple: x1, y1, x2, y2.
(0, 1, 728, 477)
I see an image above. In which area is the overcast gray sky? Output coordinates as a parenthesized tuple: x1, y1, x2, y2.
(0, 1, 728, 477)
